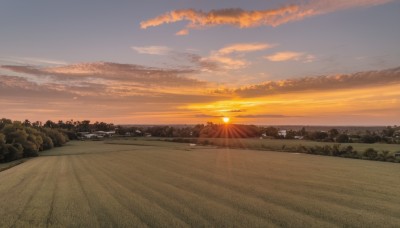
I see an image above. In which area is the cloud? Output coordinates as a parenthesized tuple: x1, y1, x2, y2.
(0, 57, 68, 66)
(182, 52, 220, 71)
(176, 29, 189, 36)
(265, 51, 315, 62)
(0, 72, 225, 123)
(236, 114, 302, 118)
(205, 43, 272, 70)
(234, 67, 400, 97)
(194, 114, 224, 118)
(131, 46, 172, 55)
(227, 109, 244, 113)
(140, 0, 393, 34)
(172, 43, 272, 71)
(2, 62, 204, 87)
(217, 43, 273, 55)
(2, 64, 400, 125)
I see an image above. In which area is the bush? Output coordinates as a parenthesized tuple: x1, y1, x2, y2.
(363, 148, 378, 160)
(41, 128, 68, 147)
(336, 134, 349, 143)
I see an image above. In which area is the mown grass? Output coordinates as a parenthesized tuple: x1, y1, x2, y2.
(0, 158, 29, 172)
(163, 137, 400, 153)
(153, 137, 400, 161)
(0, 140, 399, 227)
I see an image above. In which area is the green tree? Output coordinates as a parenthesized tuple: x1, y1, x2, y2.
(264, 127, 278, 138)
(336, 134, 349, 143)
(364, 148, 378, 159)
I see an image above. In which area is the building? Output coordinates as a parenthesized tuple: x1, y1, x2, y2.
(278, 130, 287, 138)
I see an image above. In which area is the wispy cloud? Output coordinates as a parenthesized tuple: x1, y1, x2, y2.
(205, 43, 272, 70)
(234, 67, 400, 97)
(236, 114, 302, 118)
(2, 62, 203, 87)
(265, 51, 315, 62)
(0, 57, 68, 66)
(131, 46, 172, 55)
(176, 29, 189, 36)
(2, 63, 400, 124)
(140, 0, 393, 35)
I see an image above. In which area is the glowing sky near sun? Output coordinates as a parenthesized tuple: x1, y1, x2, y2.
(0, 0, 399, 125)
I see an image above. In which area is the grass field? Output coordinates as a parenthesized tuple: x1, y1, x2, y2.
(156, 137, 400, 154)
(1, 139, 400, 227)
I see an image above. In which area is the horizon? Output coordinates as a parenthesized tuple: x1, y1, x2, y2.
(1, 0, 400, 125)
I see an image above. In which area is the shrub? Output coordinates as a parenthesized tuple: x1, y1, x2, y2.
(41, 128, 67, 147)
(363, 148, 378, 160)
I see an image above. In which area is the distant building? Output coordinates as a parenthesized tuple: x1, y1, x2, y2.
(278, 130, 287, 138)
(79, 131, 115, 139)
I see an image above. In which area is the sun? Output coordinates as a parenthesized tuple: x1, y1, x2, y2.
(222, 117, 230, 123)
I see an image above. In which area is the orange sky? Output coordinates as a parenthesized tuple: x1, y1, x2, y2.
(1, 0, 399, 125)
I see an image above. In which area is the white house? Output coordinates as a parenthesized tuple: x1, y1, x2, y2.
(278, 130, 287, 138)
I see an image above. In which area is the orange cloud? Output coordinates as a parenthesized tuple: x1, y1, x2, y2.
(205, 43, 272, 70)
(2, 62, 203, 87)
(265, 51, 315, 62)
(2, 61, 400, 125)
(234, 67, 400, 97)
(131, 46, 171, 55)
(140, 0, 393, 35)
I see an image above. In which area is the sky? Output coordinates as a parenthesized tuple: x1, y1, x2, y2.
(1, 0, 399, 125)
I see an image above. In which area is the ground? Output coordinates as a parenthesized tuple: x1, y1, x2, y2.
(0, 139, 399, 227)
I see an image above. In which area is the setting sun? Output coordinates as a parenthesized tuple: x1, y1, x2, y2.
(222, 117, 230, 123)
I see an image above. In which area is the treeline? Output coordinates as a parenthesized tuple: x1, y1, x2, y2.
(116, 123, 400, 145)
(38, 120, 115, 138)
(261, 126, 400, 144)
(0, 118, 68, 163)
(165, 138, 400, 163)
(117, 123, 261, 138)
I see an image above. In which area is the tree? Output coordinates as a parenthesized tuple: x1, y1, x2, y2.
(364, 148, 378, 159)
(360, 134, 379, 144)
(0, 133, 6, 161)
(23, 119, 31, 127)
(264, 127, 278, 138)
(0, 118, 12, 130)
(329, 128, 339, 139)
(42, 128, 67, 147)
(309, 131, 329, 141)
(44, 120, 57, 128)
(285, 130, 296, 139)
(300, 127, 307, 136)
(336, 134, 349, 143)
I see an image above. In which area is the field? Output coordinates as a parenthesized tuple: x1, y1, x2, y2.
(160, 137, 400, 154)
(0, 139, 400, 227)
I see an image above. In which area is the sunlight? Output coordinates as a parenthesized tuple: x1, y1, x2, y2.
(222, 117, 230, 123)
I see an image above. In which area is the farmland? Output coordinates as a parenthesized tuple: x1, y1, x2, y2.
(1, 139, 400, 227)
(159, 137, 400, 154)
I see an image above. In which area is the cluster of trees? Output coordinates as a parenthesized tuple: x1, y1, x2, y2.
(115, 123, 261, 138)
(116, 122, 261, 138)
(114, 123, 400, 145)
(286, 144, 398, 162)
(0, 118, 68, 163)
(40, 120, 114, 133)
(197, 123, 260, 138)
(261, 126, 400, 144)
